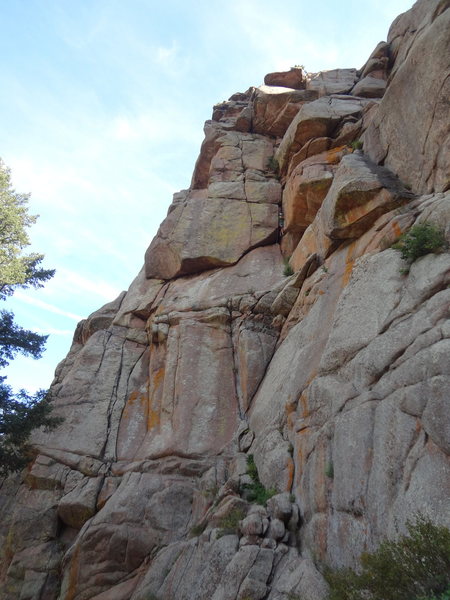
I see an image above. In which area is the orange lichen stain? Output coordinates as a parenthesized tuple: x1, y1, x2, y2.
(306, 371, 317, 386)
(121, 391, 140, 423)
(65, 545, 80, 600)
(285, 458, 295, 491)
(391, 220, 402, 238)
(325, 146, 346, 164)
(299, 392, 309, 419)
(285, 401, 297, 416)
(287, 412, 296, 430)
(316, 518, 328, 560)
(296, 444, 303, 466)
(147, 367, 165, 430)
(151, 366, 165, 391)
(342, 257, 355, 287)
(147, 406, 161, 430)
(318, 289, 325, 295)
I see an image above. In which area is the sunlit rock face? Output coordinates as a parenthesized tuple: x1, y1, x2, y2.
(1, 1, 449, 599)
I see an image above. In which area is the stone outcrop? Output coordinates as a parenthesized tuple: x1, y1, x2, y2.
(1, 1, 449, 599)
(306, 68, 358, 97)
(264, 67, 306, 90)
(363, 0, 450, 193)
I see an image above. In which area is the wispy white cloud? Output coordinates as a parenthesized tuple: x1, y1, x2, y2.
(55, 268, 122, 302)
(0, 0, 414, 396)
(8, 157, 95, 211)
(33, 327, 73, 336)
(14, 292, 85, 322)
(228, 2, 321, 71)
(109, 103, 200, 145)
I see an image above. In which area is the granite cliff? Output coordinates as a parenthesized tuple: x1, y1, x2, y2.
(1, 1, 449, 598)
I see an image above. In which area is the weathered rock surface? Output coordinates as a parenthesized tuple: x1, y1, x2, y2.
(276, 95, 371, 177)
(252, 85, 318, 137)
(145, 128, 279, 279)
(1, 2, 449, 599)
(264, 68, 306, 90)
(351, 75, 386, 98)
(306, 69, 358, 97)
(364, 2, 450, 193)
(282, 147, 348, 252)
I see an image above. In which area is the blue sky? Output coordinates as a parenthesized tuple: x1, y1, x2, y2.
(1, 0, 413, 392)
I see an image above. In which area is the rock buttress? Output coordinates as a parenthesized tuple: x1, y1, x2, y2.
(0, 1, 449, 598)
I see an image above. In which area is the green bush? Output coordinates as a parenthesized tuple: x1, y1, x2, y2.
(325, 516, 450, 600)
(190, 521, 207, 537)
(349, 140, 363, 150)
(267, 156, 279, 173)
(417, 587, 450, 600)
(283, 257, 294, 277)
(242, 455, 277, 505)
(393, 223, 446, 264)
(217, 508, 245, 538)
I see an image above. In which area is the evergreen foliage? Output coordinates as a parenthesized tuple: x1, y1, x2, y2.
(242, 454, 277, 505)
(0, 158, 60, 477)
(216, 508, 246, 538)
(392, 222, 446, 264)
(325, 516, 450, 600)
(283, 257, 294, 276)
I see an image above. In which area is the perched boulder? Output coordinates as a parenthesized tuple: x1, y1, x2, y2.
(264, 68, 306, 90)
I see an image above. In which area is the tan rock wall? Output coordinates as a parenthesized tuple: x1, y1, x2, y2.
(364, 4, 450, 193)
(0, 2, 449, 599)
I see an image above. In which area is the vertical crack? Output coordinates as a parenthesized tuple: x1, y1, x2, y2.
(99, 336, 126, 461)
(113, 344, 148, 460)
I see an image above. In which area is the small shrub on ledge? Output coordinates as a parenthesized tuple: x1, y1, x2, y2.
(349, 139, 363, 151)
(283, 257, 294, 277)
(392, 222, 446, 271)
(241, 454, 277, 505)
(216, 508, 245, 538)
(267, 156, 279, 174)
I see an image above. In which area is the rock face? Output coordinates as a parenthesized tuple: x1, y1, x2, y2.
(364, 0, 450, 193)
(1, 2, 449, 599)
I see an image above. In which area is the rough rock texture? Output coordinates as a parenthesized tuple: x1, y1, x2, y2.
(264, 68, 306, 90)
(1, 2, 449, 599)
(364, 0, 450, 193)
(307, 69, 358, 97)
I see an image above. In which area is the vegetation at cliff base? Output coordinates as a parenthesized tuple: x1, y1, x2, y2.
(325, 516, 450, 600)
(0, 158, 60, 477)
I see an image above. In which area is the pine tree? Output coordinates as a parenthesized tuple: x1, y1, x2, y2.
(0, 158, 60, 477)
